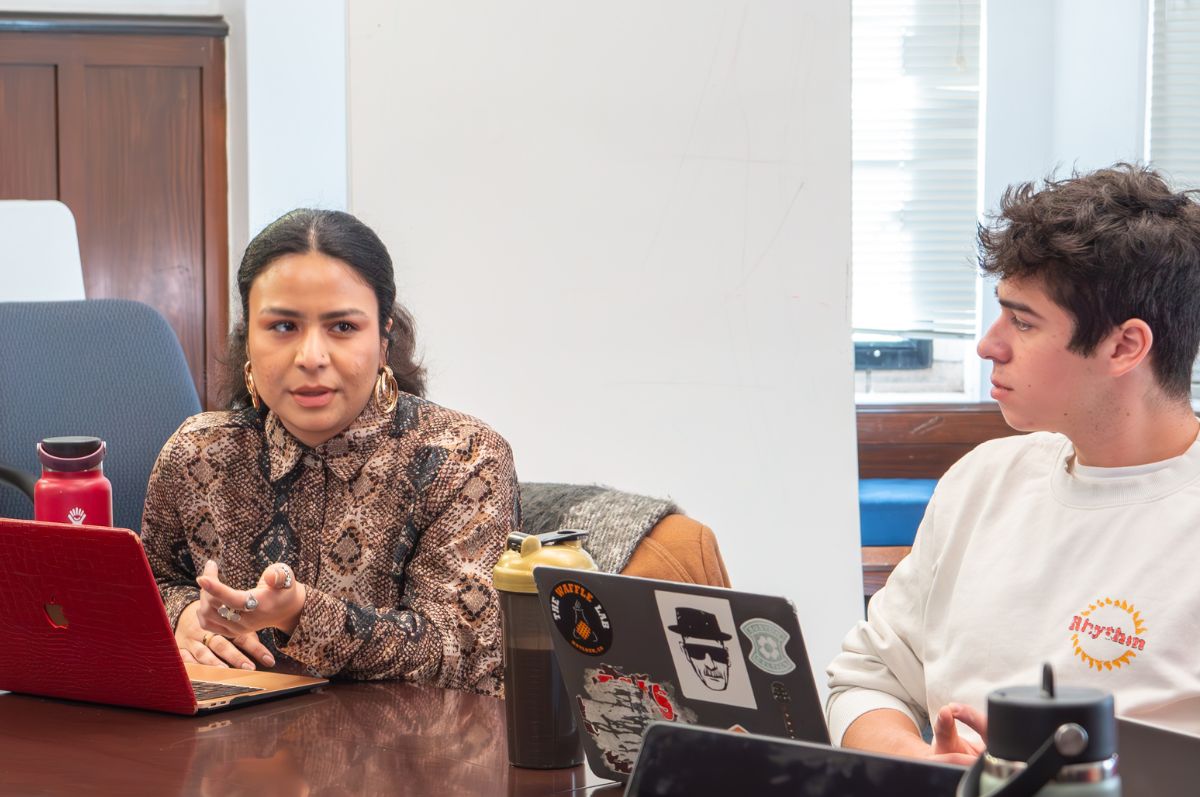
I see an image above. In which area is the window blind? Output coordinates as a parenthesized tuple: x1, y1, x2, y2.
(851, 0, 982, 339)
(1148, 0, 1200, 399)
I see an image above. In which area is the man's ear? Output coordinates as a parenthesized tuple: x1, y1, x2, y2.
(1107, 319, 1153, 378)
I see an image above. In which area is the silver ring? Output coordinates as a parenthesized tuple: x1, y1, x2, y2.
(275, 563, 294, 590)
(242, 592, 259, 612)
(217, 605, 241, 623)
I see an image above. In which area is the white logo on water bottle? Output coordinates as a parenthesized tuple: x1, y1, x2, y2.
(66, 507, 86, 525)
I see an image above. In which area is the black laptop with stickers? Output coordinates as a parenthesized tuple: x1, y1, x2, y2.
(532, 567, 829, 781)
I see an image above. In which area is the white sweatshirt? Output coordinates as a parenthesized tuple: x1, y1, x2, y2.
(826, 430, 1200, 745)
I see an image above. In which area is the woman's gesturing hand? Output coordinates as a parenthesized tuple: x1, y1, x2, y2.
(174, 599, 276, 670)
(194, 560, 307, 641)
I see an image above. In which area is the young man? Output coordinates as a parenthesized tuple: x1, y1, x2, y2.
(827, 164, 1200, 765)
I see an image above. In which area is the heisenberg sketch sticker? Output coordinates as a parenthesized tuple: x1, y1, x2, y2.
(1068, 596, 1148, 671)
(576, 664, 697, 775)
(654, 590, 757, 709)
(740, 617, 796, 676)
(549, 580, 612, 656)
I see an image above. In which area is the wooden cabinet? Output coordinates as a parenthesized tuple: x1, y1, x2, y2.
(0, 14, 228, 406)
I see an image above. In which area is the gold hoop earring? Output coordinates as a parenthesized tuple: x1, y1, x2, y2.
(374, 365, 399, 414)
(243, 361, 261, 411)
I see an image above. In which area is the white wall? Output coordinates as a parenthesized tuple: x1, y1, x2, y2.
(222, 0, 248, 313)
(241, 0, 347, 238)
(982, 0, 1146, 191)
(1051, 0, 1148, 171)
(976, 0, 1150, 394)
(347, 1, 863, 688)
(224, 0, 348, 310)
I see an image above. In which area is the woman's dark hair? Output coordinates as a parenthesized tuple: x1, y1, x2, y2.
(979, 163, 1200, 400)
(219, 208, 426, 408)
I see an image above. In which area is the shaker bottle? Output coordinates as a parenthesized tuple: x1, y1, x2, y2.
(958, 664, 1120, 797)
(34, 436, 114, 527)
(493, 529, 597, 769)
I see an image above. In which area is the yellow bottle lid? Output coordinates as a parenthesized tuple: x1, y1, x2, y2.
(493, 530, 598, 594)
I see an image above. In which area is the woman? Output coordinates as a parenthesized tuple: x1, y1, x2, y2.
(142, 209, 517, 695)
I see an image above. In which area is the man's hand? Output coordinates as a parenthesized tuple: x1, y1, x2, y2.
(174, 600, 276, 670)
(929, 703, 987, 766)
(841, 705, 986, 767)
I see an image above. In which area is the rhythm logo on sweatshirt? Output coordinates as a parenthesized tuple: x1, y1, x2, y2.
(1067, 597, 1148, 671)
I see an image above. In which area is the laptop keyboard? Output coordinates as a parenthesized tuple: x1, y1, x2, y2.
(191, 680, 265, 701)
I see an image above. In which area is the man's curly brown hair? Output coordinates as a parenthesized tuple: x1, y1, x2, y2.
(978, 163, 1200, 400)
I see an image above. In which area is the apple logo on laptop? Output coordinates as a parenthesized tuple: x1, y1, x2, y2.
(43, 601, 69, 629)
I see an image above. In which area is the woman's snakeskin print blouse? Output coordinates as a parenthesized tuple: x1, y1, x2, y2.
(141, 393, 518, 695)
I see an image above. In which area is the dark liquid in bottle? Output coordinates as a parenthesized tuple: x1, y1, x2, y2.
(503, 647, 583, 768)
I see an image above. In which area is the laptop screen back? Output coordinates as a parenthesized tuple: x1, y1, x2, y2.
(628, 722, 965, 797)
(1117, 717, 1200, 795)
(0, 518, 197, 712)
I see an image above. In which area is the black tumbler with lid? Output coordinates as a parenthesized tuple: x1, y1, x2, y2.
(493, 530, 597, 769)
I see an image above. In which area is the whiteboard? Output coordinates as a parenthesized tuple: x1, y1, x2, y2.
(346, 2, 862, 697)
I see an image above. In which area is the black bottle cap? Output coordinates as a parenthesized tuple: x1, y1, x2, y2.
(986, 684, 1116, 762)
(38, 436, 106, 472)
(40, 436, 103, 459)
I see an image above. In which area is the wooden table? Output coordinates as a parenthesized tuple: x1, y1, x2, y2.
(0, 682, 622, 796)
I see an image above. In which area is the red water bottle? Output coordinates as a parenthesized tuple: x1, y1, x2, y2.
(34, 436, 113, 527)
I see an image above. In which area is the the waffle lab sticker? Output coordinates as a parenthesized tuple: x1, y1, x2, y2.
(654, 590, 757, 709)
(576, 664, 697, 775)
(549, 580, 612, 656)
(740, 617, 796, 676)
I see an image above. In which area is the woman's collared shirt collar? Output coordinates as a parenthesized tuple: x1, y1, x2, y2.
(263, 400, 393, 483)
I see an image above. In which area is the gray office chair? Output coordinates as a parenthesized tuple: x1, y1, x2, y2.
(0, 300, 202, 531)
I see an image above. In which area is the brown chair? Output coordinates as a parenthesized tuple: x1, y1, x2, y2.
(621, 512, 730, 587)
(518, 482, 731, 588)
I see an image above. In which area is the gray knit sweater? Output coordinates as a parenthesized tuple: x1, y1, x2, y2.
(518, 482, 679, 574)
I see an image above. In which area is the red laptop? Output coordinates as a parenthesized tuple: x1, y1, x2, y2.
(0, 517, 326, 714)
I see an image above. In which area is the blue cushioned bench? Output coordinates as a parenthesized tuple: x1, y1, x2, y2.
(858, 478, 936, 548)
(856, 404, 1020, 609)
